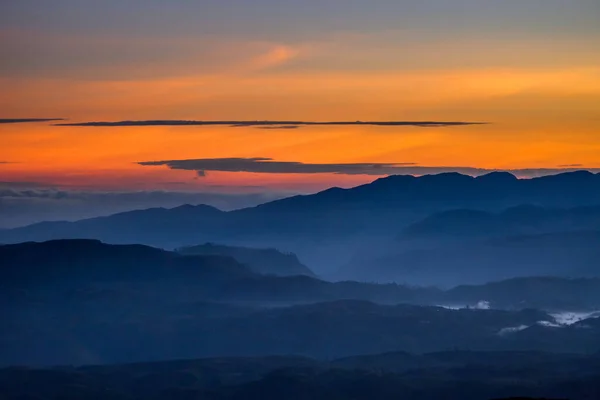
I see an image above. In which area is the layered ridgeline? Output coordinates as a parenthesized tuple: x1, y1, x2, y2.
(2, 352, 599, 400)
(2, 171, 600, 275)
(404, 205, 600, 239)
(4, 240, 600, 308)
(177, 243, 315, 277)
(341, 205, 600, 286)
(2, 240, 600, 366)
(0, 240, 426, 303)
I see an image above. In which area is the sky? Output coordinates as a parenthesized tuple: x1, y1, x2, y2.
(1, 1, 600, 226)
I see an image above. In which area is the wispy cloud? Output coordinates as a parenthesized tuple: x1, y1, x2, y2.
(138, 157, 600, 178)
(56, 120, 487, 129)
(0, 118, 65, 124)
(250, 44, 301, 70)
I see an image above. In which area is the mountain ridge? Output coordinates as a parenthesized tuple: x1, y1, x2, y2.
(3, 171, 600, 275)
(177, 243, 315, 277)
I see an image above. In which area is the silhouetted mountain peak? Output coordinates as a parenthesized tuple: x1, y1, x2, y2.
(537, 169, 595, 182)
(421, 172, 474, 181)
(476, 171, 518, 184)
(370, 174, 418, 186)
(104, 203, 222, 220)
(370, 172, 475, 189)
(171, 204, 222, 213)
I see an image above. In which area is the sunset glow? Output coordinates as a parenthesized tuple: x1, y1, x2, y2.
(2, 1, 600, 223)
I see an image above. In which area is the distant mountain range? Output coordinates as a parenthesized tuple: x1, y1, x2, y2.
(2, 171, 600, 276)
(3, 171, 600, 287)
(0, 204, 225, 249)
(3, 240, 600, 310)
(403, 205, 600, 239)
(340, 201, 600, 286)
(342, 230, 600, 286)
(0, 239, 251, 287)
(0, 239, 429, 304)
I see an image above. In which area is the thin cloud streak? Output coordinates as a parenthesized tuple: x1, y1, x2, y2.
(256, 125, 302, 130)
(0, 118, 65, 124)
(56, 120, 487, 128)
(138, 157, 600, 178)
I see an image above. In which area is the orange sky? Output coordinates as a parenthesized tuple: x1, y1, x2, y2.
(2, 2, 600, 194)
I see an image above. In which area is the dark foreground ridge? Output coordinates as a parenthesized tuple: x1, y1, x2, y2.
(0, 351, 596, 399)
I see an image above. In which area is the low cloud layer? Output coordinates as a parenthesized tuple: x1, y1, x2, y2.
(0, 118, 65, 124)
(56, 120, 486, 129)
(139, 157, 600, 178)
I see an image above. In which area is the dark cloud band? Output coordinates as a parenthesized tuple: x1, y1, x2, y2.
(139, 157, 423, 175)
(138, 157, 600, 178)
(56, 120, 487, 128)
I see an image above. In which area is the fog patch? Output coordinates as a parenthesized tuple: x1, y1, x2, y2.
(498, 325, 529, 335)
(550, 311, 600, 325)
(498, 311, 600, 335)
(438, 300, 491, 310)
